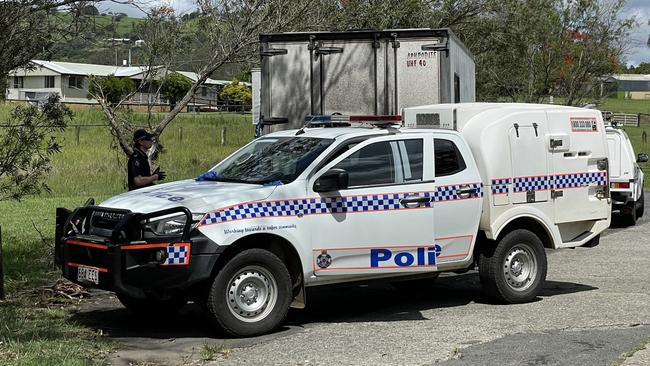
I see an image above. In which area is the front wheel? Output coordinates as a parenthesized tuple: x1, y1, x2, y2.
(478, 229, 547, 303)
(205, 249, 292, 337)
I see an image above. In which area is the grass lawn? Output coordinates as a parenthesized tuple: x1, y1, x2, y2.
(0, 104, 254, 365)
(599, 98, 650, 115)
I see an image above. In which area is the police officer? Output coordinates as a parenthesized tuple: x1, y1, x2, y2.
(128, 129, 166, 191)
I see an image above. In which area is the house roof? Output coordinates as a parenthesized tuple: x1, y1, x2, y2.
(606, 74, 650, 82)
(175, 71, 224, 86)
(175, 71, 252, 87)
(31, 60, 149, 77)
(15, 60, 253, 87)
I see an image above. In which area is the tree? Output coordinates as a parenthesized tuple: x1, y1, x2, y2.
(467, 0, 632, 105)
(160, 72, 192, 110)
(220, 79, 252, 108)
(0, 94, 72, 200)
(627, 63, 650, 74)
(0, 1, 99, 93)
(87, 75, 135, 106)
(90, 1, 318, 158)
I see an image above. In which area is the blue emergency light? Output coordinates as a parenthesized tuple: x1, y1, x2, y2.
(304, 114, 402, 124)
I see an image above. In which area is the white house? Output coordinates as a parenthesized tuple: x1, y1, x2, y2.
(7, 60, 148, 104)
(603, 74, 650, 100)
(6, 60, 249, 109)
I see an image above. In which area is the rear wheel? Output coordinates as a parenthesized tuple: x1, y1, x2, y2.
(205, 248, 292, 337)
(623, 199, 638, 226)
(117, 293, 187, 315)
(479, 229, 547, 303)
(636, 191, 644, 218)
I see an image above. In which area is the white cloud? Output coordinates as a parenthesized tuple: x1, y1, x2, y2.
(622, 0, 650, 66)
(97, 1, 197, 18)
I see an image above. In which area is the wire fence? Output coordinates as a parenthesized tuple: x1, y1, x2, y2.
(0, 123, 234, 146)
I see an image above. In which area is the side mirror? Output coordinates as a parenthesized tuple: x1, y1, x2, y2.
(313, 168, 349, 192)
(638, 153, 648, 163)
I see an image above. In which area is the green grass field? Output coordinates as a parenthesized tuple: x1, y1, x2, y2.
(599, 98, 650, 115)
(0, 104, 254, 365)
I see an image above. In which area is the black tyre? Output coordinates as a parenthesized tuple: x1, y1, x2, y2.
(637, 191, 644, 218)
(117, 293, 187, 315)
(478, 229, 547, 304)
(205, 248, 292, 337)
(623, 200, 638, 226)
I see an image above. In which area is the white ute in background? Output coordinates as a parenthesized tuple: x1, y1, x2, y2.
(606, 125, 647, 225)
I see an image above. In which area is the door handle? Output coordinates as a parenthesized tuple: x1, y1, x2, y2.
(457, 185, 477, 199)
(400, 195, 431, 208)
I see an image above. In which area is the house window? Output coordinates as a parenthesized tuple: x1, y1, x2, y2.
(201, 86, 208, 97)
(13, 76, 23, 88)
(45, 76, 55, 88)
(68, 76, 84, 89)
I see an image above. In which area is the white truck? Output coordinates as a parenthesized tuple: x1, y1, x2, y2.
(252, 28, 475, 134)
(55, 103, 610, 337)
(606, 126, 647, 224)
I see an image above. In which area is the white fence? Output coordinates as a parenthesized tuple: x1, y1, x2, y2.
(602, 111, 639, 127)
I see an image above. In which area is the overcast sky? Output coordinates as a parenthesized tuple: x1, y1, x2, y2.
(100, 0, 650, 66)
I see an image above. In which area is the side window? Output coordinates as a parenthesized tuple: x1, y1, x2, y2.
(434, 138, 466, 177)
(334, 141, 395, 187)
(395, 139, 423, 183)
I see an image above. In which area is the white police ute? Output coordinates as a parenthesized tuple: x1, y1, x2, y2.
(55, 103, 611, 337)
(606, 126, 647, 224)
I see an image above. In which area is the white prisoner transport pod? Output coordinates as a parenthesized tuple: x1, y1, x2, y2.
(606, 126, 646, 224)
(404, 103, 611, 246)
(253, 28, 475, 134)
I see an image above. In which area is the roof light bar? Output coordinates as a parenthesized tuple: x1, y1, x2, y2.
(304, 114, 402, 123)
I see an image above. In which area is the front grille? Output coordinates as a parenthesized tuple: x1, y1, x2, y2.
(89, 211, 126, 237)
(68, 244, 109, 269)
(91, 211, 125, 230)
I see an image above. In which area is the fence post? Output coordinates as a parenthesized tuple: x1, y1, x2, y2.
(75, 125, 81, 145)
(0, 225, 5, 300)
(221, 127, 227, 146)
(179, 127, 183, 143)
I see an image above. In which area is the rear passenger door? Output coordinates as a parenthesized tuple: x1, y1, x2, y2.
(432, 135, 482, 266)
(308, 136, 437, 276)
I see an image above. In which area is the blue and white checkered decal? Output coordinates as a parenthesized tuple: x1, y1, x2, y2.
(513, 176, 551, 192)
(164, 244, 189, 265)
(491, 178, 511, 195)
(200, 183, 483, 226)
(554, 172, 606, 189)
(490, 172, 606, 195)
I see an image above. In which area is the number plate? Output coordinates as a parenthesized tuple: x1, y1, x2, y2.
(77, 266, 99, 285)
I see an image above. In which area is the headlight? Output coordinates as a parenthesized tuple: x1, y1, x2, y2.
(143, 214, 188, 236)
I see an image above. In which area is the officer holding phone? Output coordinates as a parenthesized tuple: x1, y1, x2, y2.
(128, 129, 166, 191)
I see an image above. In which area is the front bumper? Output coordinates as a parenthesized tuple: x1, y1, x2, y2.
(56, 204, 221, 299)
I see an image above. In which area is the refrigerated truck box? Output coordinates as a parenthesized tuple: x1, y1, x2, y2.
(253, 28, 475, 132)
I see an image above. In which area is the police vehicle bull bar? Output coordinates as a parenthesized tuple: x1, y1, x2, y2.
(54, 201, 215, 299)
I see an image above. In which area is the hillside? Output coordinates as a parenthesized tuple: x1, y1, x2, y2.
(51, 13, 145, 65)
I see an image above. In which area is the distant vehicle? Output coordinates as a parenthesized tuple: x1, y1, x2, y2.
(606, 126, 647, 224)
(55, 103, 610, 337)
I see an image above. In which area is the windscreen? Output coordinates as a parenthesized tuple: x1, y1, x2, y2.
(212, 137, 334, 184)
